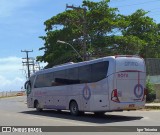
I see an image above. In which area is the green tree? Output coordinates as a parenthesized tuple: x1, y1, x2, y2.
(37, 0, 160, 68)
(37, 0, 120, 67)
(120, 9, 160, 58)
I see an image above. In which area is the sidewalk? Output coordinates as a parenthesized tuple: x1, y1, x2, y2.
(145, 103, 160, 109)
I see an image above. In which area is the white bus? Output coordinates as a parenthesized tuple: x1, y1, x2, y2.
(25, 55, 146, 116)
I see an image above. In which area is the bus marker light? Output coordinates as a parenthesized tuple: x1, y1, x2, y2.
(142, 88, 147, 101)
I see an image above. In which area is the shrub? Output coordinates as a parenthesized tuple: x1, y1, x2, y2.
(146, 79, 156, 102)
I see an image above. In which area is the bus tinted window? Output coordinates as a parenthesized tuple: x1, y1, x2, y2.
(91, 61, 109, 82)
(66, 68, 80, 84)
(43, 73, 53, 87)
(34, 74, 44, 88)
(34, 61, 109, 88)
(30, 75, 35, 87)
(34, 73, 53, 88)
(79, 65, 92, 83)
(53, 70, 66, 86)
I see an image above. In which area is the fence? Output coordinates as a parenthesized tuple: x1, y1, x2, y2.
(146, 58, 160, 76)
(145, 58, 160, 101)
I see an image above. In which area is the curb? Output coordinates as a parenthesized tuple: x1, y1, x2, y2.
(145, 105, 160, 109)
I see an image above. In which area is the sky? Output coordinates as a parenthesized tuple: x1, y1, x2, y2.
(0, 0, 160, 91)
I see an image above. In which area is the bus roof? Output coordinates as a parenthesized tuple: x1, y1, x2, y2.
(32, 55, 143, 76)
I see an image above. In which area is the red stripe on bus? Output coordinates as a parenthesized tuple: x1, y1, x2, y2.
(138, 72, 140, 92)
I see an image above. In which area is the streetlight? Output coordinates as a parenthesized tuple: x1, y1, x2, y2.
(57, 40, 83, 60)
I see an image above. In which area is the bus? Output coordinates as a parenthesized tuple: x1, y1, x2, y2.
(25, 55, 146, 116)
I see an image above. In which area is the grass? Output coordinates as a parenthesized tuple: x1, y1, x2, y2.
(145, 106, 160, 110)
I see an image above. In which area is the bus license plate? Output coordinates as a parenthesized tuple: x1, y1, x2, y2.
(129, 104, 135, 108)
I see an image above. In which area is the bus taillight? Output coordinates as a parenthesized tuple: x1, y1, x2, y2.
(142, 88, 147, 101)
(111, 89, 120, 103)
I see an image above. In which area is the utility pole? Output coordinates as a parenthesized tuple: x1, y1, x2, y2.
(66, 4, 87, 61)
(21, 50, 33, 79)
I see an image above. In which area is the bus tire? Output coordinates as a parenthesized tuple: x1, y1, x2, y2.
(35, 100, 43, 112)
(69, 101, 79, 116)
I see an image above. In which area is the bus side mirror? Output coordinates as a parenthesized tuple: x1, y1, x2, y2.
(24, 81, 28, 89)
(24, 81, 31, 89)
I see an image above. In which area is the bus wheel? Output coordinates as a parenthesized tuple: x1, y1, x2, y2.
(69, 101, 79, 116)
(35, 101, 43, 112)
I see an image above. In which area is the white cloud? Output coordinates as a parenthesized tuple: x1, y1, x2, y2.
(0, 56, 47, 91)
(0, 76, 25, 91)
(0, 57, 22, 76)
(0, 56, 25, 91)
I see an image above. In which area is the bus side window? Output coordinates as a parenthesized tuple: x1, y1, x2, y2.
(34, 74, 44, 88)
(78, 65, 92, 83)
(91, 61, 109, 82)
(30, 75, 35, 88)
(53, 70, 66, 86)
(43, 73, 53, 87)
(66, 67, 79, 85)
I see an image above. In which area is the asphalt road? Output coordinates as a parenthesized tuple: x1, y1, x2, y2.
(0, 96, 160, 135)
